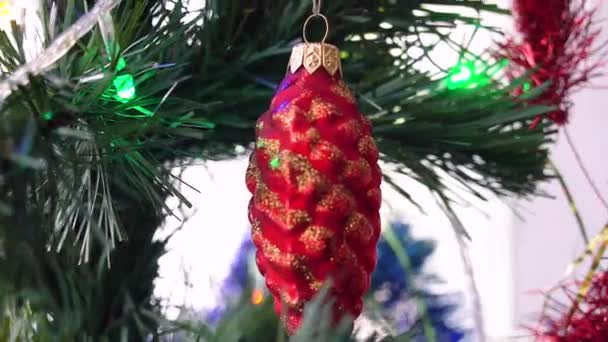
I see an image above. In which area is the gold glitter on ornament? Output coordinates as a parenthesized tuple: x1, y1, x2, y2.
(273, 105, 303, 131)
(345, 213, 373, 244)
(281, 152, 329, 195)
(254, 183, 311, 231)
(310, 140, 345, 165)
(342, 158, 372, 186)
(291, 127, 322, 146)
(255, 184, 282, 211)
(337, 119, 363, 142)
(286, 210, 312, 231)
(281, 290, 302, 308)
(259, 235, 301, 269)
(246, 161, 259, 190)
(306, 128, 321, 142)
(332, 81, 356, 104)
(308, 279, 323, 291)
(252, 220, 262, 235)
(316, 185, 356, 215)
(291, 259, 322, 292)
(257, 138, 280, 156)
(299, 225, 334, 255)
(251, 225, 264, 249)
(357, 136, 378, 161)
(305, 98, 340, 121)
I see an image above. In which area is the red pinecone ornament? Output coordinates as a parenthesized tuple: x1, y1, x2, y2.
(246, 42, 382, 334)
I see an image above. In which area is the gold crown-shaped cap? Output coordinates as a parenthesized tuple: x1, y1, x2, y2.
(288, 43, 342, 76)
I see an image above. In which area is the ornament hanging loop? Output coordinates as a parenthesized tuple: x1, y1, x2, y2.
(312, 0, 322, 15)
(302, 13, 329, 43)
(289, 0, 341, 76)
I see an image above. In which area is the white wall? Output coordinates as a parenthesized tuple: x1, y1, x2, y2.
(512, 0, 608, 334)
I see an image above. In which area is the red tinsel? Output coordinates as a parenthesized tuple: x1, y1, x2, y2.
(500, 0, 604, 126)
(535, 271, 608, 341)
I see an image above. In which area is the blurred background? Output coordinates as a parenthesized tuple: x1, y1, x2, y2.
(151, 1, 608, 340)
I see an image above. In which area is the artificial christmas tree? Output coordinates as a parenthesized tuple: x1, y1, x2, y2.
(2, 0, 602, 340)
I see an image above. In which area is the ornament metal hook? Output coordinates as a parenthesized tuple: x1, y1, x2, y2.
(302, 13, 329, 44)
(289, 0, 341, 76)
(312, 0, 322, 15)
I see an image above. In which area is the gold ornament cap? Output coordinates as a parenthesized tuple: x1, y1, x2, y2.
(288, 43, 341, 76)
(288, 13, 342, 76)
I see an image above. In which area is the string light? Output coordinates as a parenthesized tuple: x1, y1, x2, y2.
(446, 59, 509, 90)
(116, 57, 127, 71)
(113, 74, 136, 100)
(0, 1, 11, 19)
(446, 61, 475, 89)
(251, 289, 264, 305)
(111, 57, 135, 100)
(42, 111, 54, 121)
(393, 117, 406, 125)
(107, 57, 154, 117)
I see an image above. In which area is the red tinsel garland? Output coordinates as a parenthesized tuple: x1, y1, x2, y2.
(535, 271, 608, 341)
(500, 0, 604, 126)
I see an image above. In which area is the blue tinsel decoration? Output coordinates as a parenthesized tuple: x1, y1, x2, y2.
(371, 222, 467, 341)
(372, 222, 435, 307)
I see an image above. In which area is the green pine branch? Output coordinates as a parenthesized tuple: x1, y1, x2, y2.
(0, 0, 557, 339)
(180, 0, 554, 200)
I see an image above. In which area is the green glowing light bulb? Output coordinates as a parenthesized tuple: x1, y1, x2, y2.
(116, 57, 127, 71)
(446, 62, 475, 90)
(113, 74, 136, 100)
(450, 65, 472, 82)
(42, 111, 54, 121)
